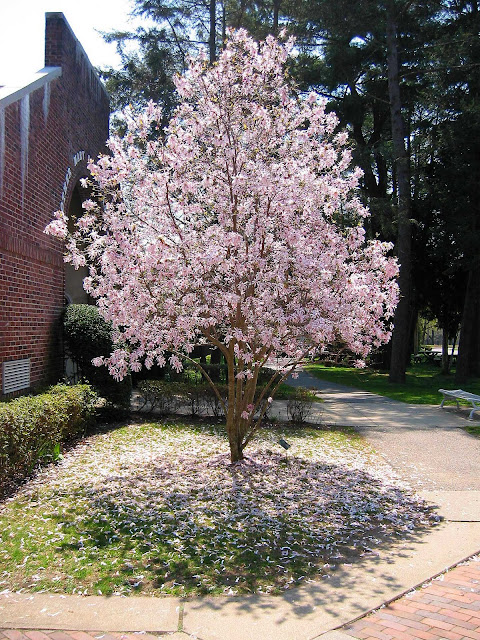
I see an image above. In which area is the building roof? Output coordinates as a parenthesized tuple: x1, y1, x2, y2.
(0, 67, 62, 109)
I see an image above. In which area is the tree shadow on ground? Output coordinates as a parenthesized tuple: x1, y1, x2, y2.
(49, 440, 440, 598)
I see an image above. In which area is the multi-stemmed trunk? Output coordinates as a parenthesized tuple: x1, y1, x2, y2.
(227, 423, 245, 462)
(193, 338, 285, 463)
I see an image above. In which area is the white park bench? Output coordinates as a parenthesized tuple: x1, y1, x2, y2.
(438, 388, 480, 420)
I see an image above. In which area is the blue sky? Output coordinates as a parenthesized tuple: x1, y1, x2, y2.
(0, 0, 138, 83)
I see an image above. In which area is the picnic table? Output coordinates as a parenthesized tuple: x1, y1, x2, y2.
(414, 347, 458, 365)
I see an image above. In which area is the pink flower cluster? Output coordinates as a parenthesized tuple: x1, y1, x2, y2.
(46, 30, 398, 381)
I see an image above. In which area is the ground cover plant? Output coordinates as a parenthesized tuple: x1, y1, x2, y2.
(0, 420, 438, 597)
(46, 31, 398, 462)
(306, 362, 480, 405)
(465, 424, 480, 438)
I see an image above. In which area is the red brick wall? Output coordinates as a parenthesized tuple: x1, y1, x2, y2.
(0, 13, 109, 397)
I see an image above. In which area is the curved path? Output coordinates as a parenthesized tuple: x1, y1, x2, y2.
(1, 374, 479, 640)
(288, 370, 480, 493)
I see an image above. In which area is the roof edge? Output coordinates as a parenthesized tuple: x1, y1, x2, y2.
(0, 67, 62, 109)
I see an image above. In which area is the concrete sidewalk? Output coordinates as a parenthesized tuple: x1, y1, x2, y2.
(287, 371, 480, 492)
(1, 374, 479, 639)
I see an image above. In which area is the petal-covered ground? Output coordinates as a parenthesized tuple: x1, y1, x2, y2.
(0, 420, 439, 596)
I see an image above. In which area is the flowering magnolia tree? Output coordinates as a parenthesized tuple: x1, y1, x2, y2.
(47, 31, 398, 463)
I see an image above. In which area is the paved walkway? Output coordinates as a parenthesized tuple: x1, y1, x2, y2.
(340, 556, 480, 640)
(1, 373, 479, 639)
(2, 557, 479, 639)
(286, 371, 480, 491)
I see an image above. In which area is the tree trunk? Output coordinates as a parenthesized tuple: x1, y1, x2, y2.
(221, 1, 226, 47)
(449, 331, 458, 374)
(225, 348, 244, 463)
(210, 346, 222, 381)
(441, 327, 449, 375)
(228, 430, 244, 463)
(209, 0, 216, 63)
(456, 264, 480, 382)
(273, 0, 281, 35)
(386, 2, 413, 384)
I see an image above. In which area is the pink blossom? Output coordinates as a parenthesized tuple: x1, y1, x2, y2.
(45, 30, 398, 461)
(81, 199, 96, 212)
(44, 211, 68, 239)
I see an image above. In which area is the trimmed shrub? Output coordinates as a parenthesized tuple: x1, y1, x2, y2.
(0, 384, 97, 495)
(63, 304, 132, 408)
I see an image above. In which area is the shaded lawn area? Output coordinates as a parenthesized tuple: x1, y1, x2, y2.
(0, 419, 438, 597)
(465, 424, 480, 437)
(306, 362, 480, 406)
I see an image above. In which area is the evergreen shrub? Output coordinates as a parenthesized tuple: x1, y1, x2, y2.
(63, 304, 132, 408)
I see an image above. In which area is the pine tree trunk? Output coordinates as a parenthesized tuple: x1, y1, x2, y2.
(386, 2, 413, 384)
(456, 264, 480, 382)
(209, 0, 216, 63)
(441, 327, 449, 375)
(273, 0, 281, 35)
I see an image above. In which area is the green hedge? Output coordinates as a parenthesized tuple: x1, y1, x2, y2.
(0, 384, 97, 496)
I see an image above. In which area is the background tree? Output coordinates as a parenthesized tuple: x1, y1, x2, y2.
(101, 0, 480, 382)
(410, 0, 480, 379)
(101, 27, 180, 128)
(437, 1, 480, 381)
(100, 0, 222, 125)
(48, 32, 398, 462)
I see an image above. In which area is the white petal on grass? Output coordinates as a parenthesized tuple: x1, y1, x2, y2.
(0, 421, 439, 596)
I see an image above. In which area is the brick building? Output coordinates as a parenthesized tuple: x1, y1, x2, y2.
(0, 13, 109, 397)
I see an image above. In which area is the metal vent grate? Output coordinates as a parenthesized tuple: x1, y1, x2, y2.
(2, 358, 31, 394)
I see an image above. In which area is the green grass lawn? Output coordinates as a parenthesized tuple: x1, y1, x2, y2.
(0, 419, 437, 597)
(275, 382, 320, 400)
(465, 424, 480, 437)
(305, 362, 480, 406)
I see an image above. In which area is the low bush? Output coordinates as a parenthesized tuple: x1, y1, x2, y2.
(137, 380, 182, 416)
(135, 376, 280, 421)
(0, 384, 97, 496)
(287, 387, 315, 423)
(136, 380, 228, 417)
(180, 383, 229, 417)
(202, 384, 228, 418)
